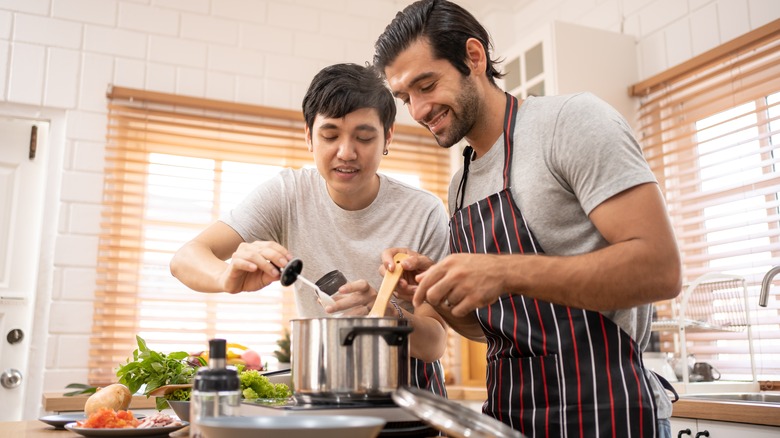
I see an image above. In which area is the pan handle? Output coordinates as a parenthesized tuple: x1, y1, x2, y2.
(340, 325, 413, 347)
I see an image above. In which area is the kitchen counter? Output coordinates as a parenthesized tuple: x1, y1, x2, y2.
(37, 388, 780, 432)
(672, 397, 780, 427)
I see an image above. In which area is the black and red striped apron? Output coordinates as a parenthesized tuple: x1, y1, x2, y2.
(448, 93, 658, 437)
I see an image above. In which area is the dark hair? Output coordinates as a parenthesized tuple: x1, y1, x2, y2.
(302, 63, 396, 138)
(373, 0, 503, 85)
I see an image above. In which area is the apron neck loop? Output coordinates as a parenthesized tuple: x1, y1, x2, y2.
(455, 145, 474, 211)
(454, 93, 519, 211)
(502, 92, 518, 189)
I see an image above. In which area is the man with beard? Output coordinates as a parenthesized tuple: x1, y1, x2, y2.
(373, 1, 681, 437)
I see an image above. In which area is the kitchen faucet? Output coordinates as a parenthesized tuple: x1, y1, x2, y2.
(759, 265, 780, 307)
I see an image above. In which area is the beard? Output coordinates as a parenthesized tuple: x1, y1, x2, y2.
(430, 75, 480, 149)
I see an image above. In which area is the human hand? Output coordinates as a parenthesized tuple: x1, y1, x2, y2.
(414, 253, 509, 317)
(379, 247, 434, 303)
(325, 279, 377, 316)
(219, 241, 291, 293)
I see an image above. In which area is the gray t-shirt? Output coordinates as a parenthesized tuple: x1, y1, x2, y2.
(223, 167, 450, 316)
(447, 92, 671, 418)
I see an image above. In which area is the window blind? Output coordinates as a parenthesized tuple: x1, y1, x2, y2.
(632, 19, 780, 380)
(90, 86, 451, 385)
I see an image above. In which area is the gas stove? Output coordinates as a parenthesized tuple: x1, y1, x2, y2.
(240, 398, 439, 437)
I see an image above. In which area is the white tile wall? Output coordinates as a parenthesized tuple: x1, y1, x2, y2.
(44, 47, 80, 108)
(149, 35, 207, 68)
(1, 0, 779, 413)
(114, 57, 146, 88)
(0, 0, 51, 15)
(181, 13, 238, 45)
(79, 53, 114, 111)
(211, 0, 266, 24)
(8, 42, 45, 104)
(60, 267, 98, 300)
(84, 25, 147, 59)
(52, 0, 117, 26)
(717, 0, 751, 42)
(0, 10, 11, 39)
(207, 44, 264, 75)
(690, 3, 721, 55)
(0, 42, 8, 99)
(117, 2, 179, 35)
(663, 17, 693, 69)
(13, 13, 82, 49)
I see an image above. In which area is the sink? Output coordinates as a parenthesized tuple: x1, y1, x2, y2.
(681, 393, 780, 404)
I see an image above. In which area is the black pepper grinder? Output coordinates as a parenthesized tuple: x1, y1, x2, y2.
(189, 339, 240, 438)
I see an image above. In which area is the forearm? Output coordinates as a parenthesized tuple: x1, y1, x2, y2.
(392, 304, 448, 362)
(169, 241, 231, 293)
(439, 311, 485, 342)
(504, 240, 681, 311)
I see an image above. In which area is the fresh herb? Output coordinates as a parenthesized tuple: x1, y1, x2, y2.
(115, 335, 198, 410)
(237, 366, 291, 400)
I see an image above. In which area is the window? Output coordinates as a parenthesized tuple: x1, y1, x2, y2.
(632, 19, 780, 380)
(89, 86, 450, 385)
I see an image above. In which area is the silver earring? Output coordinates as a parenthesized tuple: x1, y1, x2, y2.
(383, 149, 389, 155)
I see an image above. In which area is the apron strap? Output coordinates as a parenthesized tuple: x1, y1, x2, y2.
(653, 372, 680, 403)
(502, 93, 518, 189)
(455, 146, 474, 211)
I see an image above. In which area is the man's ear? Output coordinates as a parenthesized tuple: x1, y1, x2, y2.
(465, 37, 487, 75)
(305, 126, 313, 152)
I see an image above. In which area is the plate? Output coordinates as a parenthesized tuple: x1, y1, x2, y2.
(197, 415, 385, 438)
(391, 386, 523, 438)
(39, 413, 147, 429)
(64, 421, 188, 437)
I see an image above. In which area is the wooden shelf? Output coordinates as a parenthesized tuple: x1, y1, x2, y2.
(42, 392, 157, 413)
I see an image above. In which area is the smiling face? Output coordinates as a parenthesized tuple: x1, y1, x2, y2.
(306, 107, 391, 210)
(385, 38, 481, 149)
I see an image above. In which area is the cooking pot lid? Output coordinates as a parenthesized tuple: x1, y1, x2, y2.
(391, 386, 523, 438)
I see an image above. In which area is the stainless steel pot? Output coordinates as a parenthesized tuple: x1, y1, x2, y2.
(290, 317, 412, 403)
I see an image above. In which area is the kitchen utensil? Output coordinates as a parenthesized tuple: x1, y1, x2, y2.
(392, 386, 523, 438)
(64, 421, 188, 437)
(147, 383, 193, 397)
(692, 362, 721, 382)
(190, 339, 241, 438)
(166, 400, 190, 422)
(315, 270, 348, 296)
(276, 258, 331, 311)
(368, 253, 408, 317)
(197, 415, 385, 438)
(38, 413, 147, 430)
(153, 368, 292, 422)
(291, 316, 412, 403)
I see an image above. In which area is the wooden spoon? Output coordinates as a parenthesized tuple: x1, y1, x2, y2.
(146, 384, 192, 397)
(368, 253, 409, 317)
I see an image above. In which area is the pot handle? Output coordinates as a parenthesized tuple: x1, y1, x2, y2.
(340, 325, 413, 347)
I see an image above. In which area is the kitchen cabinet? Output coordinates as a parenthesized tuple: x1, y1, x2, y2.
(501, 20, 638, 125)
(671, 417, 780, 437)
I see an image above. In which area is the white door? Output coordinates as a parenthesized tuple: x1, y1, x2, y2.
(0, 117, 49, 421)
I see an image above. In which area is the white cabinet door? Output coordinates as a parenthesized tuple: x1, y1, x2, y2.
(0, 117, 49, 421)
(697, 419, 780, 438)
(672, 417, 780, 438)
(670, 417, 698, 437)
(501, 21, 638, 126)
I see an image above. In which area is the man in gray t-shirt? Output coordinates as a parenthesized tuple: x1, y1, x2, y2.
(374, 0, 682, 436)
(170, 63, 449, 396)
